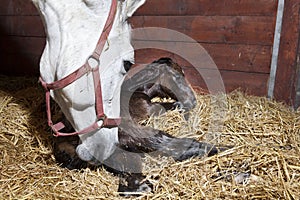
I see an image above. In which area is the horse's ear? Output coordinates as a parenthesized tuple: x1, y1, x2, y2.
(124, 0, 146, 18)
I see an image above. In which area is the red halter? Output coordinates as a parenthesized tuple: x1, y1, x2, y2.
(39, 0, 121, 137)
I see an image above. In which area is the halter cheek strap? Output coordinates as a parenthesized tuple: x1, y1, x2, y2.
(39, 0, 121, 137)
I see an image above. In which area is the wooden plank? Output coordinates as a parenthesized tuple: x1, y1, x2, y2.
(1, 11, 276, 45)
(1, 15, 275, 45)
(131, 16, 275, 45)
(274, 0, 300, 105)
(0, 36, 45, 55)
(0, 53, 40, 76)
(0, 0, 277, 16)
(136, 0, 278, 16)
(182, 67, 269, 96)
(0, 16, 44, 37)
(204, 44, 271, 73)
(221, 70, 268, 96)
(134, 43, 272, 73)
(0, 0, 38, 16)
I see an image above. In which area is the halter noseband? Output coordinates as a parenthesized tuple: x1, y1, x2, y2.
(39, 0, 121, 137)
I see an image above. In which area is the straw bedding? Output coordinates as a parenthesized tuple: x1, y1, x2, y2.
(0, 75, 299, 199)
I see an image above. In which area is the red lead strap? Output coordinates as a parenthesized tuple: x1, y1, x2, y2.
(39, 0, 121, 137)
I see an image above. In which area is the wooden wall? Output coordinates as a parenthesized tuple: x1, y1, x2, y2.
(0, 0, 299, 105)
(0, 0, 44, 75)
(131, 0, 278, 96)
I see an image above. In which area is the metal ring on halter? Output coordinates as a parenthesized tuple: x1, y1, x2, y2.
(96, 114, 107, 128)
(87, 55, 100, 69)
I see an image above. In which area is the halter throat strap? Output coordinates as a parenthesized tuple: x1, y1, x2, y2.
(39, 0, 121, 137)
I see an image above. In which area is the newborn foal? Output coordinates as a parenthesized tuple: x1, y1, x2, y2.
(54, 58, 195, 168)
(54, 58, 225, 195)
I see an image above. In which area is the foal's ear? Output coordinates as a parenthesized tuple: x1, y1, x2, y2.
(124, 0, 146, 18)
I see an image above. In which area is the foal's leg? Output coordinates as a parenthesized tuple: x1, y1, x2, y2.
(118, 119, 228, 162)
(150, 131, 229, 161)
(102, 147, 152, 196)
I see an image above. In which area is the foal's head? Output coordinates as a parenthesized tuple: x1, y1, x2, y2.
(141, 57, 197, 111)
(121, 57, 197, 120)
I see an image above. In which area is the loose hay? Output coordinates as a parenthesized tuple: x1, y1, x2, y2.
(0, 75, 299, 199)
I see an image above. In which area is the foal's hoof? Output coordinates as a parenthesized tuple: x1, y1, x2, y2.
(173, 101, 184, 110)
(118, 181, 152, 196)
(118, 174, 153, 196)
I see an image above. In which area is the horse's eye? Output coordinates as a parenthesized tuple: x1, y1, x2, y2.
(123, 61, 133, 72)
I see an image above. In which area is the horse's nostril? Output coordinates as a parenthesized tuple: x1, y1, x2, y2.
(76, 144, 93, 162)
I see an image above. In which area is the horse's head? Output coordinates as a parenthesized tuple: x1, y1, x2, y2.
(33, 0, 146, 163)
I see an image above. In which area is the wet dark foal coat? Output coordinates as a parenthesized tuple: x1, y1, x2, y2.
(53, 58, 226, 195)
(123, 57, 195, 123)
